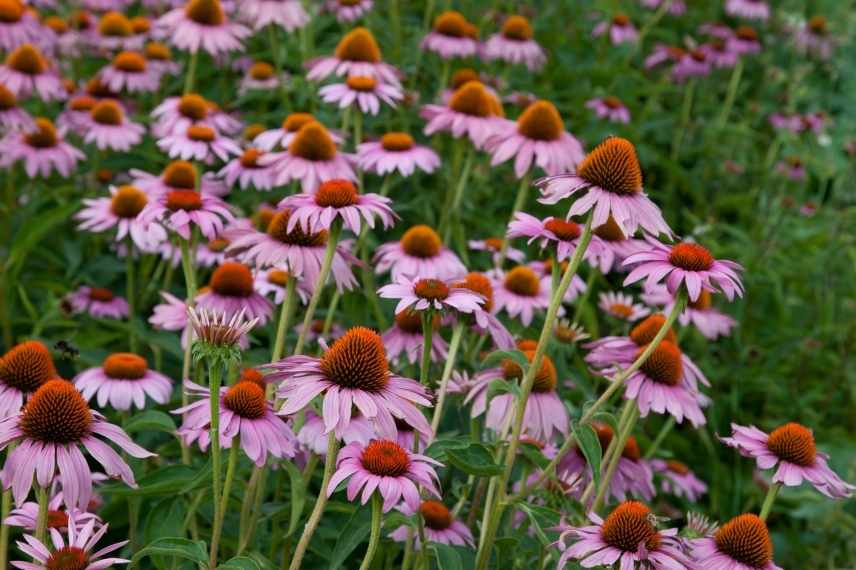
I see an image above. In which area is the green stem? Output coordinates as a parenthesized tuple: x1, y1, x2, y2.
(179, 237, 197, 465)
(717, 59, 743, 127)
(440, 146, 474, 241)
(271, 276, 297, 362)
(183, 50, 199, 95)
(211, 441, 239, 567)
(759, 483, 781, 521)
(359, 493, 383, 570)
(293, 223, 341, 355)
(0, 488, 10, 569)
(591, 402, 639, 513)
(321, 290, 341, 338)
(572, 267, 598, 324)
(35, 485, 48, 544)
(237, 466, 263, 554)
(126, 239, 137, 353)
(430, 322, 465, 433)
(643, 416, 676, 459)
(497, 174, 531, 267)
(418, 311, 434, 386)
(670, 79, 696, 163)
(207, 361, 223, 568)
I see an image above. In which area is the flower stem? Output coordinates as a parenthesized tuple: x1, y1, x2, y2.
(717, 59, 743, 127)
(759, 482, 781, 521)
(271, 276, 297, 362)
(430, 321, 465, 433)
(643, 416, 676, 459)
(0, 488, 10, 569)
(183, 49, 199, 95)
(126, 239, 137, 353)
(35, 485, 48, 544)
(670, 79, 696, 163)
(207, 361, 223, 568)
(211, 440, 239, 567)
(359, 493, 383, 570)
(179, 237, 197, 465)
(321, 290, 341, 338)
(289, 432, 340, 570)
(497, 174, 531, 267)
(440, 145, 474, 242)
(591, 401, 639, 513)
(293, 223, 341, 356)
(418, 311, 434, 386)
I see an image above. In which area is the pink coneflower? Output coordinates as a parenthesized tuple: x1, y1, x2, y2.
(0, 83, 34, 131)
(453, 272, 515, 350)
(0, 379, 153, 509)
(728, 25, 762, 55)
(725, 0, 769, 21)
(57, 95, 98, 136)
(156, 0, 250, 55)
(195, 261, 273, 323)
(150, 291, 240, 350)
(138, 186, 234, 241)
(773, 155, 805, 181)
(83, 100, 145, 152)
(651, 459, 707, 501)
(537, 137, 672, 237)
(794, 16, 834, 60)
(266, 327, 433, 438)
(556, 501, 688, 569)
(593, 13, 638, 45)
(253, 267, 311, 304)
(0, 117, 83, 178)
(262, 122, 357, 192)
(382, 310, 449, 365)
(0, 341, 57, 420)
(243, 0, 308, 31)
(92, 11, 141, 52)
(144, 41, 181, 76)
(0, 43, 65, 101)
(671, 49, 711, 81)
(253, 112, 344, 151)
(690, 514, 782, 570)
(599, 291, 649, 322)
(485, 99, 584, 177)
(11, 514, 129, 569)
(699, 38, 739, 69)
(131, 159, 227, 197)
(158, 123, 241, 163)
(327, 439, 441, 511)
(721, 423, 855, 499)
(586, 96, 631, 123)
(297, 410, 373, 455)
(375, 224, 467, 281)
(379, 276, 484, 316)
(644, 286, 737, 340)
(623, 239, 744, 302)
(151, 93, 237, 138)
(319, 75, 403, 115)
(195, 236, 230, 267)
(326, 0, 373, 23)
(507, 213, 605, 264)
(239, 60, 287, 94)
(98, 51, 160, 93)
(278, 179, 397, 234)
(639, 0, 685, 15)
(5, 494, 99, 532)
(306, 27, 401, 85)
(74, 352, 172, 411)
(76, 185, 166, 252)
(468, 237, 525, 266)
(0, 0, 40, 51)
(421, 81, 505, 149)
(465, 351, 568, 441)
(67, 286, 129, 320)
(482, 15, 546, 71)
(555, 319, 590, 345)
(644, 44, 687, 69)
(174, 379, 296, 466)
(491, 265, 551, 326)
(389, 500, 474, 548)
(357, 132, 441, 177)
(421, 11, 479, 59)
(219, 148, 277, 190)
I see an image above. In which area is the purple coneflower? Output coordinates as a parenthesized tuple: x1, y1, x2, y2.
(98, 50, 160, 93)
(131, 159, 227, 197)
(0, 117, 83, 178)
(5, 493, 99, 533)
(491, 265, 551, 326)
(219, 148, 277, 190)
(592, 13, 638, 45)
(144, 41, 182, 76)
(389, 500, 474, 548)
(66, 286, 129, 320)
(74, 352, 172, 411)
(482, 15, 546, 71)
(382, 310, 449, 365)
(793, 16, 834, 60)
(643, 286, 737, 340)
(84, 100, 145, 152)
(725, 0, 769, 21)
(374, 224, 467, 281)
(319, 75, 403, 115)
(0, 83, 34, 131)
(357, 132, 441, 177)
(297, 410, 374, 455)
(586, 96, 631, 123)
(0, 341, 57, 420)
(421, 81, 505, 149)
(421, 11, 479, 59)
(598, 291, 649, 322)
(671, 49, 711, 82)
(138, 185, 234, 241)
(378, 276, 484, 316)
(728, 25, 762, 55)
(639, 0, 685, 14)
(262, 122, 357, 192)
(157, 123, 241, 163)
(156, 0, 250, 55)
(507, 213, 605, 264)
(306, 27, 400, 85)
(651, 459, 708, 501)
(76, 185, 166, 252)
(326, 0, 373, 23)
(0, 43, 65, 101)
(0, 0, 40, 51)
(195, 261, 274, 323)
(11, 515, 129, 569)
(253, 112, 344, 151)
(468, 237, 525, 267)
(690, 514, 782, 569)
(775, 156, 805, 181)
(253, 268, 311, 304)
(278, 179, 396, 234)
(244, 0, 309, 32)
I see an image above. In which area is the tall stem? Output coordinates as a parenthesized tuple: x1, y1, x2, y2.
(0, 488, 10, 568)
(183, 49, 199, 94)
(759, 483, 781, 521)
(179, 237, 197, 464)
(440, 146, 474, 241)
(35, 485, 48, 544)
(418, 311, 434, 386)
(126, 239, 137, 353)
(670, 79, 696, 163)
(321, 290, 341, 338)
(359, 493, 383, 570)
(271, 276, 297, 362)
(643, 416, 676, 459)
(717, 59, 743, 127)
(497, 174, 531, 267)
(591, 402, 639, 513)
(293, 224, 341, 355)
(207, 361, 224, 568)
(430, 322, 465, 433)
(289, 432, 340, 570)
(210, 439, 239, 567)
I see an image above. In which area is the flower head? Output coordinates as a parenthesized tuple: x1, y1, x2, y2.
(482, 15, 546, 71)
(11, 515, 129, 569)
(156, 0, 251, 55)
(374, 224, 466, 281)
(421, 11, 479, 59)
(357, 132, 441, 176)
(378, 276, 484, 315)
(74, 352, 172, 411)
(690, 513, 781, 569)
(278, 179, 397, 234)
(389, 499, 474, 548)
(0, 341, 58, 419)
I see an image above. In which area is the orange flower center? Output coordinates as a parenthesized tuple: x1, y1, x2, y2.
(98, 11, 131, 36)
(71, 10, 92, 31)
(400, 225, 442, 258)
(110, 185, 147, 218)
(714, 514, 773, 568)
(688, 289, 712, 310)
(767, 422, 816, 467)
(6, 43, 46, 75)
(24, 118, 58, 148)
(482, 237, 504, 251)
(85, 78, 115, 98)
(244, 123, 265, 141)
(185, 0, 225, 26)
(266, 210, 328, 247)
(668, 243, 714, 271)
(249, 61, 274, 80)
(612, 13, 630, 26)
(603, 96, 623, 109)
(187, 124, 216, 142)
(517, 100, 563, 141)
(90, 100, 124, 126)
(434, 11, 473, 38)
(21, 380, 92, 444)
(544, 218, 580, 241)
(163, 160, 197, 189)
(690, 49, 706, 62)
(502, 350, 557, 393)
(501, 15, 533, 41)
(503, 266, 540, 297)
(808, 15, 827, 35)
(165, 189, 203, 212)
(113, 51, 146, 72)
(238, 367, 266, 389)
(381, 132, 414, 151)
(103, 352, 148, 380)
(736, 25, 758, 42)
(315, 179, 359, 208)
(0, 84, 17, 110)
(224, 381, 267, 419)
(593, 215, 627, 242)
(45, 545, 90, 570)
(345, 75, 377, 92)
(339, 0, 361, 5)
(282, 112, 316, 132)
(451, 68, 480, 89)
(210, 262, 255, 298)
(420, 500, 453, 530)
(88, 287, 114, 302)
(360, 439, 410, 476)
(178, 94, 208, 121)
(320, 327, 389, 392)
(334, 27, 382, 62)
(609, 303, 634, 319)
(47, 509, 69, 529)
(578, 137, 643, 195)
(666, 459, 689, 475)
(456, 272, 493, 312)
(145, 42, 172, 61)
(288, 122, 336, 161)
(130, 15, 150, 33)
(622, 436, 641, 461)
(414, 278, 450, 301)
(555, 323, 580, 344)
(638, 341, 683, 386)
(0, 0, 23, 23)
(601, 501, 661, 552)
(630, 314, 677, 346)
(267, 269, 290, 286)
(207, 238, 229, 252)
(449, 82, 500, 118)
(394, 309, 439, 334)
(43, 16, 68, 34)
(0, 340, 57, 393)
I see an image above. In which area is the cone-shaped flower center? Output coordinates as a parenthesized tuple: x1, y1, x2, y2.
(449, 82, 498, 118)
(517, 339, 537, 351)
(501, 15, 533, 41)
(688, 289, 712, 310)
(414, 278, 450, 301)
(224, 381, 267, 419)
(44, 16, 68, 34)
(504, 266, 540, 297)
(630, 314, 677, 346)
(808, 15, 827, 35)
(394, 309, 439, 334)
(320, 327, 389, 392)
(361, 439, 410, 476)
(767, 422, 816, 466)
(456, 272, 493, 312)
(210, 262, 254, 298)
(736, 25, 758, 42)
(98, 11, 132, 36)
(24, 118, 58, 148)
(187, 124, 216, 142)
(0, 0, 23, 22)
(0, 340, 57, 393)
(21, 379, 92, 443)
(88, 287, 114, 302)
(315, 179, 359, 208)
(601, 501, 661, 552)
(110, 185, 147, 218)
(593, 216, 627, 242)
(622, 436, 641, 460)
(45, 545, 89, 570)
(103, 352, 148, 380)
(113, 51, 146, 72)
(131, 16, 150, 33)
(345, 75, 377, 92)
(249, 61, 274, 80)
(85, 78, 116, 98)
(434, 11, 473, 38)
(178, 94, 208, 121)
(612, 13, 630, 26)
(381, 132, 414, 151)
(72, 10, 92, 32)
(289, 123, 336, 161)
(166, 189, 203, 212)
(451, 68, 479, 89)
(668, 242, 714, 271)
(714, 514, 772, 568)
(7, 44, 46, 75)
(244, 123, 265, 141)
(185, 0, 225, 26)
(266, 269, 290, 286)
(267, 210, 328, 247)
(609, 303, 634, 319)
(666, 459, 689, 475)
(591, 422, 615, 454)
(239, 148, 263, 168)
(163, 160, 197, 189)
(91, 100, 124, 125)
(578, 137, 643, 195)
(544, 218, 580, 241)
(0, 84, 17, 110)
(206, 237, 229, 252)
(334, 27, 381, 62)
(145, 41, 172, 61)
(239, 367, 266, 389)
(401, 225, 442, 258)
(47, 509, 69, 529)
(482, 237, 504, 251)
(502, 350, 557, 393)
(638, 341, 683, 386)
(420, 500, 453, 530)
(555, 323, 581, 344)
(339, 0, 361, 5)
(603, 96, 623, 109)
(516, 100, 563, 141)
(282, 112, 316, 132)
(690, 49, 707, 62)
(255, 205, 277, 230)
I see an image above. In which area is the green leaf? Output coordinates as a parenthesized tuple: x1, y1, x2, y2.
(518, 441, 549, 469)
(284, 461, 306, 537)
(432, 543, 464, 570)
(518, 504, 561, 546)
(446, 443, 503, 476)
(425, 436, 471, 461)
(482, 349, 529, 371)
(218, 557, 262, 569)
(573, 422, 602, 494)
(590, 411, 619, 435)
(101, 460, 210, 496)
(124, 410, 177, 434)
(131, 537, 207, 568)
(485, 378, 521, 403)
(6, 202, 79, 274)
(329, 506, 372, 570)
